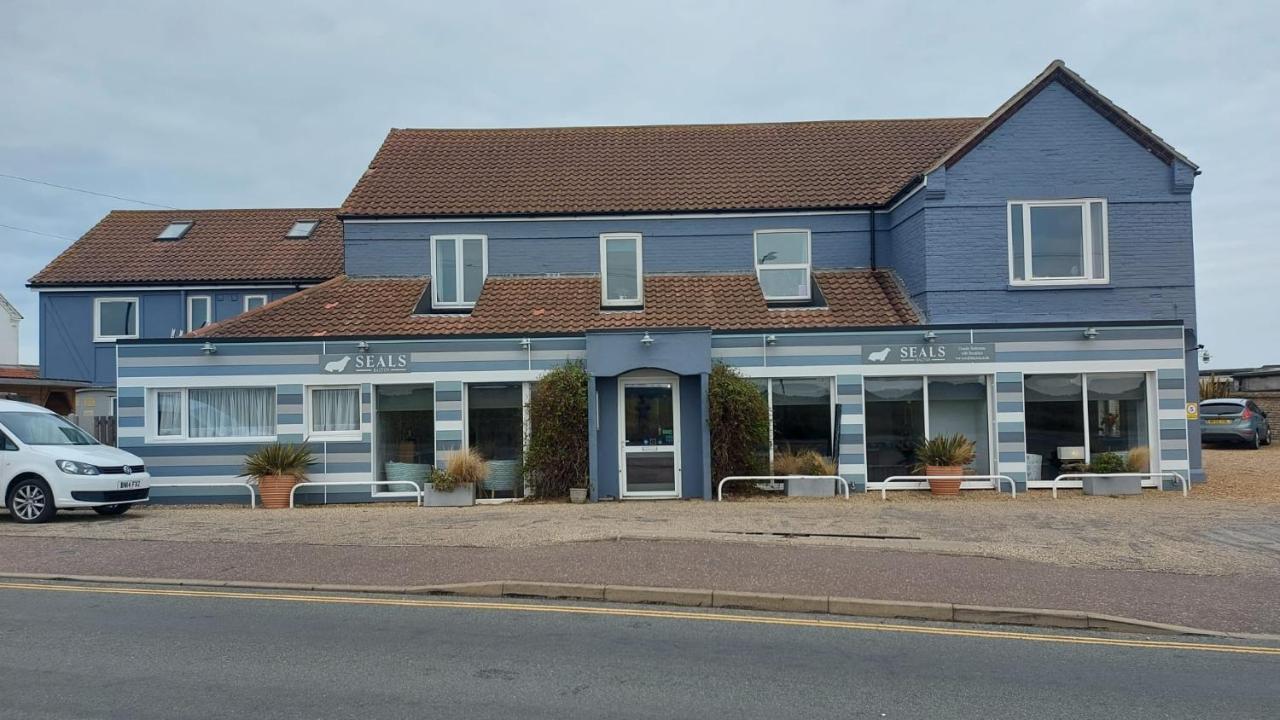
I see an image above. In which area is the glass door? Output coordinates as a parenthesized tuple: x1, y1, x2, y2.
(620, 379, 680, 498)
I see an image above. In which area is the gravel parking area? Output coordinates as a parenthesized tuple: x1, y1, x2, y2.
(2, 444, 1277, 577)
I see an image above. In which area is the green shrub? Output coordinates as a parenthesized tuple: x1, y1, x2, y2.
(708, 362, 770, 482)
(241, 443, 314, 481)
(911, 434, 975, 473)
(1089, 452, 1127, 474)
(523, 361, 590, 497)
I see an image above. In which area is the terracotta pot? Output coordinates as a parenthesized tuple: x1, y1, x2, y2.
(258, 474, 299, 509)
(925, 466, 964, 496)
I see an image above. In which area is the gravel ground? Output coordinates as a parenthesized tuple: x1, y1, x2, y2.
(2, 444, 1277, 577)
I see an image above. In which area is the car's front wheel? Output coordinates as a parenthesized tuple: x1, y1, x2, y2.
(7, 477, 56, 523)
(92, 504, 131, 517)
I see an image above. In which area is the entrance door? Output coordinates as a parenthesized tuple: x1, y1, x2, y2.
(619, 377, 680, 498)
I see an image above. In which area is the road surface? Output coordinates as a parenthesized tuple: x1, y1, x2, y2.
(0, 581, 1276, 719)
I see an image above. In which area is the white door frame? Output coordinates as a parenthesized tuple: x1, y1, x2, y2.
(618, 373, 681, 499)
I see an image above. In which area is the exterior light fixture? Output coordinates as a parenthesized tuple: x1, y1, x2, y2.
(764, 334, 778, 345)
(1201, 349, 1212, 364)
(1082, 327, 1099, 340)
(640, 332, 655, 347)
(519, 338, 532, 350)
(356, 341, 370, 353)
(200, 342, 217, 355)
(923, 331, 938, 343)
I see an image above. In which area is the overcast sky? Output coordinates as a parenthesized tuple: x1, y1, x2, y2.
(2, 1, 1276, 368)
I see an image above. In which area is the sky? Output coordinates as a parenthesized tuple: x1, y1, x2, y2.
(1, 0, 1277, 368)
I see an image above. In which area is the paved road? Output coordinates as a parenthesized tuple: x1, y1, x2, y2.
(2, 534, 1278, 634)
(1, 581, 1277, 719)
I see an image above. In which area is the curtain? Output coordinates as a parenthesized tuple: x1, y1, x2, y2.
(189, 387, 275, 438)
(157, 391, 183, 436)
(312, 388, 360, 433)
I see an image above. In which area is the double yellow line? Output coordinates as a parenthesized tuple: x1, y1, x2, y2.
(3, 580, 1278, 657)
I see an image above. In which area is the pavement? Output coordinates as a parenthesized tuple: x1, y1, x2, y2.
(2, 534, 1278, 635)
(3, 580, 1276, 720)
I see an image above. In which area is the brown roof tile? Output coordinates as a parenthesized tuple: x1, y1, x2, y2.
(195, 270, 919, 339)
(29, 208, 343, 286)
(340, 118, 985, 217)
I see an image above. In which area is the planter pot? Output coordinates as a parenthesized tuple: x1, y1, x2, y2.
(425, 482, 475, 507)
(786, 476, 836, 497)
(258, 474, 299, 509)
(925, 466, 964, 496)
(569, 488, 588, 504)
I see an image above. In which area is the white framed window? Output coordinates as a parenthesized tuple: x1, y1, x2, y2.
(307, 386, 361, 438)
(431, 234, 487, 308)
(156, 221, 193, 240)
(147, 386, 277, 441)
(93, 297, 139, 341)
(244, 294, 268, 312)
(753, 229, 811, 301)
(187, 295, 212, 332)
(155, 390, 185, 437)
(286, 220, 319, 239)
(1008, 199, 1109, 285)
(600, 232, 643, 307)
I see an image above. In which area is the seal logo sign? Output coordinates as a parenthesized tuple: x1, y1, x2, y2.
(866, 347, 892, 363)
(324, 356, 353, 373)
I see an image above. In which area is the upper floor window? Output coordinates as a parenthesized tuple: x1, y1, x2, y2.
(286, 220, 319, 239)
(156, 221, 193, 240)
(244, 294, 268, 312)
(93, 298, 138, 341)
(431, 235, 487, 308)
(187, 295, 211, 332)
(600, 233, 643, 307)
(754, 229, 811, 301)
(1008, 200, 1108, 285)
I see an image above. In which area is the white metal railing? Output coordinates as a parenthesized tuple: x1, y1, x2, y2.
(717, 475, 850, 501)
(290, 480, 424, 508)
(1049, 472, 1188, 499)
(874, 474, 1018, 500)
(149, 482, 257, 509)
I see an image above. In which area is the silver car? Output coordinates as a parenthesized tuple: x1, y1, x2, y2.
(1200, 399, 1272, 449)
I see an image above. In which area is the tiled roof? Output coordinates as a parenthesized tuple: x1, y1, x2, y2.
(195, 270, 919, 339)
(29, 208, 343, 286)
(340, 118, 985, 217)
(0, 365, 39, 380)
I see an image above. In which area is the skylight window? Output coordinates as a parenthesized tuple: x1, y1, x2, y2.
(287, 220, 319, 239)
(156, 221, 193, 240)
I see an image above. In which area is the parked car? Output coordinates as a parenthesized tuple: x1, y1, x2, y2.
(0, 398, 150, 523)
(1200, 398, 1272, 449)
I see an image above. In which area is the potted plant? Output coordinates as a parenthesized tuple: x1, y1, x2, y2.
(426, 448, 485, 507)
(241, 443, 314, 509)
(774, 449, 839, 497)
(569, 479, 588, 504)
(912, 434, 975, 496)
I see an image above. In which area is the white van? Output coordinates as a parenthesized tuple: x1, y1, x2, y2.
(0, 398, 150, 523)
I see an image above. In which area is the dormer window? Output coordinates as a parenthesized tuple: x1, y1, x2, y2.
(431, 234, 487, 308)
(156, 221, 193, 240)
(600, 232, 643, 307)
(287, 220, 319, 239)
(754, 229, 811, 301)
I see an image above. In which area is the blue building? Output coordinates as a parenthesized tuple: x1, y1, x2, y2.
(40, 61, 1203, 502)
(28, 208, 343, 419)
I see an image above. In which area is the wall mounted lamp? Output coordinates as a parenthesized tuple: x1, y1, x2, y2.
(200, 342, 217, 355)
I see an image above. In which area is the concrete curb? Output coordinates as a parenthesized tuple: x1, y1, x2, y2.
(0, 571, 1254, 639)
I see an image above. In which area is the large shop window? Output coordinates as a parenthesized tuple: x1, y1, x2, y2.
(376, 385, 435, 484)
(94, 298, 139, 341)
(754, 230, 812, 301)
(431, 235, 487, 308)
(1008, 200, 1108, 284)
(770, 377, 832, 455)
(1024, 373, 1149, 481)
(468, 384, 524, 498)
(865, 376, 991, 483)
(600, 233, 643, 307)
(310, 386, 361, 436)
(188, 387, 276, 439)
